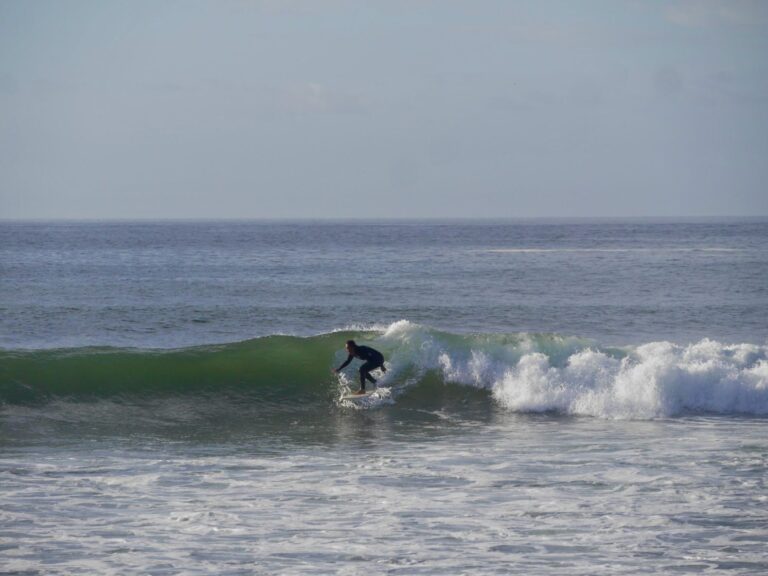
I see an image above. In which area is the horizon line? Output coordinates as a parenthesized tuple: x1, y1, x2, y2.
(1, 215, 767, 224)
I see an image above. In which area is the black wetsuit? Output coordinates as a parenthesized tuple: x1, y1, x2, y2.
(338, 345, 386, 390)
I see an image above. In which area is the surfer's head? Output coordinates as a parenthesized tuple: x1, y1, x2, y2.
(345, 340, 357, 353)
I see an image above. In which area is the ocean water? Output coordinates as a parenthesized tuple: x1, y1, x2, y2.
(1, 219, 767, 575)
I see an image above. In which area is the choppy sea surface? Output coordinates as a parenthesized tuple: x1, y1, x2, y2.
(1, 219, 767, 575)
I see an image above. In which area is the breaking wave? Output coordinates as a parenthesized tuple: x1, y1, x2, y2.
(1, 320, 766, 419)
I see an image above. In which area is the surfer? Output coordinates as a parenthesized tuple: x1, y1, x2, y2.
(333, 340, 386, 394)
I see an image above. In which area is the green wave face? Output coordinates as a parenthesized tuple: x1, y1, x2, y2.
(0, 332, 368, 404)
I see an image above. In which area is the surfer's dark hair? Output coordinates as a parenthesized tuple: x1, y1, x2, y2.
(346, 340, 357, 348)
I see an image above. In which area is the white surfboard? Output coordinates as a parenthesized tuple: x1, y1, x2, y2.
(340, 392, 374, 401)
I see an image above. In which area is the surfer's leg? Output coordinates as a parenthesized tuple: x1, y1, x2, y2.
(359, 362, 377, 389)
(358, 364, 367, 390)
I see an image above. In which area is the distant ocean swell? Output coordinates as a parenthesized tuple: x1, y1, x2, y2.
(1, 321, 766, 419)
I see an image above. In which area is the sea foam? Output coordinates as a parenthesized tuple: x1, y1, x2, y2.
(379, 321, 768, 418)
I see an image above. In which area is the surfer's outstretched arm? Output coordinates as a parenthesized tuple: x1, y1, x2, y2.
(333, 354, 354, 373)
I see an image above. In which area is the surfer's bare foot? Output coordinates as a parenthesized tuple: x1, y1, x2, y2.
(355, 389, 366, 395)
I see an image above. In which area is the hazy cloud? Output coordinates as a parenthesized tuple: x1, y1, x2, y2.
(281, 82, 367, 115)
(654, 66, 684, 97)
(665, 0, 768, 28)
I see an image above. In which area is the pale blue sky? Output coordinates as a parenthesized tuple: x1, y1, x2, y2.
(1, 0, 767, 218)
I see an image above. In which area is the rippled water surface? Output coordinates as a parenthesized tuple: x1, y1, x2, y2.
(3, 416, 767, 575)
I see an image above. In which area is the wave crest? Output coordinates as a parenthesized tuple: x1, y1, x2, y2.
(379, 322, 768, 418)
